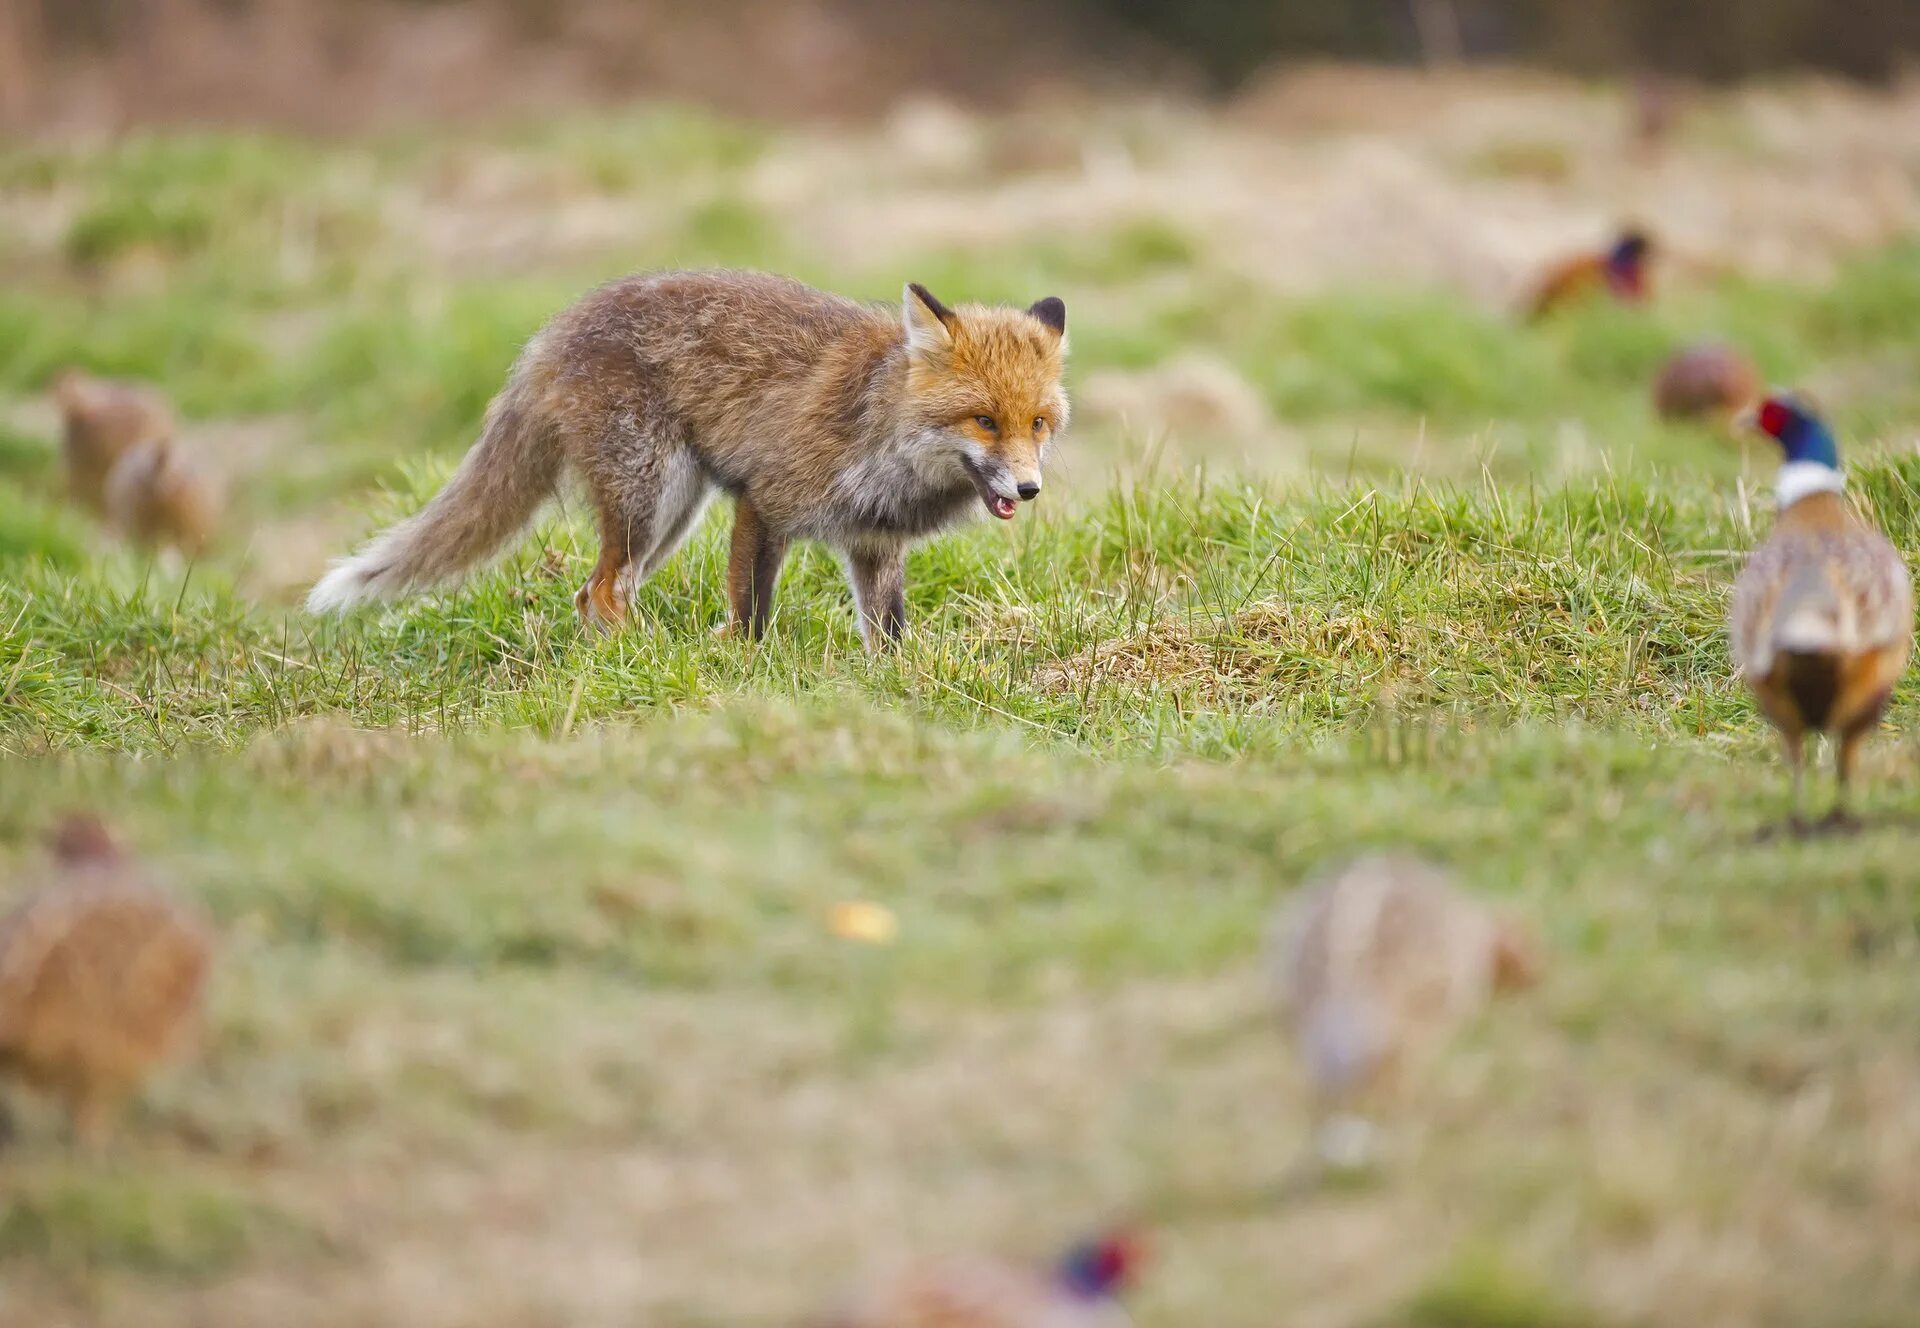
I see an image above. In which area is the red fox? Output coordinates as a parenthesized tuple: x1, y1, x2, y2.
(307, 271, 1070, 647)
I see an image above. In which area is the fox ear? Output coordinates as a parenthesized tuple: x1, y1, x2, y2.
(1028, 296, 1066, 336)
(903, 283, 955, 358)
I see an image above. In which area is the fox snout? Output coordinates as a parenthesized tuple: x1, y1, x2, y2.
(1004, 450, 1043, 502)
(966, 448, 1044, 522)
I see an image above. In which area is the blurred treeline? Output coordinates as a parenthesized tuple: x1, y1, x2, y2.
(3, 0, 1916, 131)
(1102, 0, 1920, 85)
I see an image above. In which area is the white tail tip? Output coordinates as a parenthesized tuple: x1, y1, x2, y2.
(306, 559, 378, 614)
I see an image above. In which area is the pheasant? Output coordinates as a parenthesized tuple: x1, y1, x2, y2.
(1525, 230, 1653, 322)
(102, 434, 221, 556)
(1654, 342, 1761, 426)
(822, 1231, 1142, 1328)
(1270, 854, 1538, 1167)
(51, 369, 175, 516)
(1730, 395, 1912, 829)
(0, 815, 214, 1148)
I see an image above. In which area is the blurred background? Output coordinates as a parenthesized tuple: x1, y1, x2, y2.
(4, 0, 1920, 131)
(8, 7, 1920, 1328)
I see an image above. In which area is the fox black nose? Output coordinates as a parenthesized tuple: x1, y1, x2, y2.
(1016, 482, 1041, 501)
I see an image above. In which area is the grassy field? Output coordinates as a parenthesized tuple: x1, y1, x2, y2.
(4, 73, 1920, 1327)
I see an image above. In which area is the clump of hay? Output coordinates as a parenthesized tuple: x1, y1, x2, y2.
(1077, 354, 1273, 443)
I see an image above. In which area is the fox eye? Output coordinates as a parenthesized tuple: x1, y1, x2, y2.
(974, 415, 998, 433)
(1033, 416, 1048, 433)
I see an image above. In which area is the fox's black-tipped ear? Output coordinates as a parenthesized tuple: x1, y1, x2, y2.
(904, 282, 955, 357)
(1028, 296, 1066, 336)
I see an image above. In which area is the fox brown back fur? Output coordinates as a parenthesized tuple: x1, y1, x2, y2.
(308, 270, 1070, 647)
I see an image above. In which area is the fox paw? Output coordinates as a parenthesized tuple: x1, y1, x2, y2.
(574, 576, 627, 633)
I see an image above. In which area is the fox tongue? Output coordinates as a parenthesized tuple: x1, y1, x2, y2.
(990, 495, 1018, 520)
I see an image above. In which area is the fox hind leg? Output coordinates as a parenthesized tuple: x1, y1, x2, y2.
(725, 497, 790, 640)
(577, 511, 641, 632)
(574, 430, 706, 632)
(632, 454, 713, 584)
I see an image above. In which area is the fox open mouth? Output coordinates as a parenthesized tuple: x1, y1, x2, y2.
(962, 457, 1021, 521)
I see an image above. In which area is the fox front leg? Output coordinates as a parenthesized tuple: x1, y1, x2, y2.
(847, 546, 907, 650)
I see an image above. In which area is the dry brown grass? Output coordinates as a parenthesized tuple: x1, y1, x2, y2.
(1037, 600, 1442, 709)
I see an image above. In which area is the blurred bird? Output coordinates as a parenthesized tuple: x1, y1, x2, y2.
(1730, 395, 1912, 829)
(0, 814, 214, 1149)
(1654, 342, 1761, 426)
(821, 1231, 1143, 1328)
(102, 434, 221, 556)
(1270, 854, 1538, 1168)
(1525, 230, 1653, 322)
(52, 369, 175, 516)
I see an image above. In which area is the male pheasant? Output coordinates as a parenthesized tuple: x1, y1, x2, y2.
(821, 1232, 1142, 1328)
(1730, 395, 1912, 829)
(1270, 853, 1538, 1167)
(0, 815, 214, 1147)
(1526, 230, 1653, 322)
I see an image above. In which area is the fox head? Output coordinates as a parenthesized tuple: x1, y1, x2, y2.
(901, 283, 1068, 522)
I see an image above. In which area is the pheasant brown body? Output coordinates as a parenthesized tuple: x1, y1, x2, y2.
(1272, 854, 1535, 1116)
(1654, 343, 1761, 423)
(1730, 489, 1911, 816)
(53, 370, 175, 516)
(0, 826, 213, 1145)
(825, 1255, 1132, 1328)
(102, 436, 221, 555)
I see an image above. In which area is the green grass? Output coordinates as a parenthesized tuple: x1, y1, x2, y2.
(0, 1171, 293, 1279)
(11, 457, 1919, 754)
(3, 103, 1920, 1326)
(1389, 1249, 1601, 1328)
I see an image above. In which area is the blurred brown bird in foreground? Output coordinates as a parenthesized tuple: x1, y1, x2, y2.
(1654, 342, 1762, 426)
(1525, 229, 1653, 322)
(52, 368, 175, 515)
(822, 1231, 1143, 1328)
(1731, 395, 1912, 830)
(102, 434, 222, 555)
(0, 815, 214, 1149)
(1271, 854, 1539, 1168)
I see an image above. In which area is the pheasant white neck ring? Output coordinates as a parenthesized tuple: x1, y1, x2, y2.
(1776, 461, 1845, 511)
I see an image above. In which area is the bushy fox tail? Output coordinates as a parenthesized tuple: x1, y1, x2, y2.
(307, 372, 559, 614)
